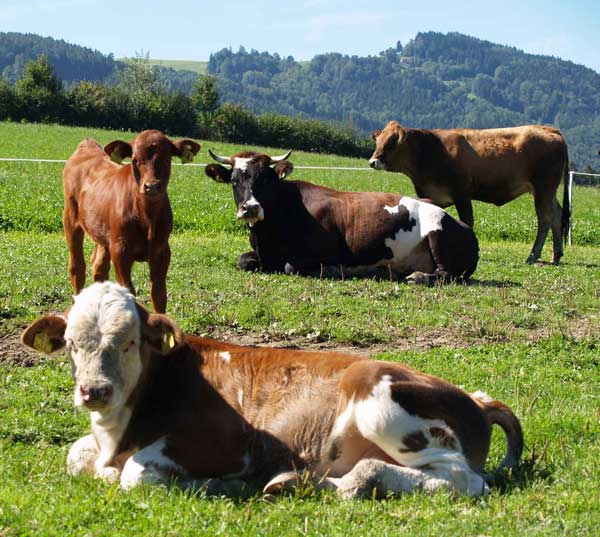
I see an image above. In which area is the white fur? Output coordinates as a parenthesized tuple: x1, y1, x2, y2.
(472, 390, 494, 404)
(64, 282, 143, 476)
(326, 375, 487, 496)
(237, 196, 264, 224)
(66, 434, 98, 476)
(237, 388, 244, 408)
(369, 158, 384, 170)
(234, 157, 252, 171)
(219, 351, 231, 363)
(120, 437, 186, 490)
(382, 197, 445, 264)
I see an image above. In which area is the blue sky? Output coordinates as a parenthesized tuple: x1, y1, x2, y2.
(1, 0, 599, 72)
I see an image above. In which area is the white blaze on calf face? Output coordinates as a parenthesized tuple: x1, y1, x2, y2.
(64, 282, 142, 411)
(382, 197, 445, 261)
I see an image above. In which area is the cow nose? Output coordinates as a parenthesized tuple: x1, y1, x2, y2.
(143, 182, 161, 194)
(369, 159, 377, 169)
(80, 384, 113, 404)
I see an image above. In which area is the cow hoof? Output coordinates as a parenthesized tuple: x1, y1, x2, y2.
(405, 272, 433, 286)
(284, 263, 298, 275)
(525, 255, 538, 265)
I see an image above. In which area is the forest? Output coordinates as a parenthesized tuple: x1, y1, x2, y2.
(0, 31, 598, 169)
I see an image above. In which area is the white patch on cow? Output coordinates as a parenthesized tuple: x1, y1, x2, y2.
(91, 406, 132, 474)
(471, 390, 493, 404)
(234, 157, 252, 171)
(237, 388, 244, 408)
(382, 197, 446, 264)
(353, 376, 463, 463)
(120, 437, 185, 490)
(219, 351, 231, 364)
(369, 158, 384, 170)
(64, 282, 143, 473)
(66, 434, 98, 476)
(237, 195, 265, 225)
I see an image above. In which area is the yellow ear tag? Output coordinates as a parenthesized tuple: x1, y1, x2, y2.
(110, 148, 124, 164)
(180, 145, 194, 164)
(161, 332, 176, 353)
(33, 332, 53, 354)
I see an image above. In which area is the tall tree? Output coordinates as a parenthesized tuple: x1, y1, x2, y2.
(192, 74, 220, 138)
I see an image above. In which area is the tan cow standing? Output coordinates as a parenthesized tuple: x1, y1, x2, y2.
(22, 282, 523, 498)
(62, 130, 200, 312)
(369, 122, 570, 264)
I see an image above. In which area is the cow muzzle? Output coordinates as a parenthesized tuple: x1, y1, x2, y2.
(78, 383, 114, 410)
(369, 158, 385, 170)
(142, 181, 162, 196)
(237, 198, 264, 226)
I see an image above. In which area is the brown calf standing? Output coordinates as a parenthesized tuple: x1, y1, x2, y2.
(62, 130, 200, 312)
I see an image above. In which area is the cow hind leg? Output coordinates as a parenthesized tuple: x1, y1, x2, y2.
(349, 376, 489, 497)
(527, 193, 554, 264)
(335, 458, 489, 499)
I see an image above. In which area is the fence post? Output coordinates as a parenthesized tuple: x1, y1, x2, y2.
(568, 171, 574, 246)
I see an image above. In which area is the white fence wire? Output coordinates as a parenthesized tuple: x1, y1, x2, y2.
(2, 157, 599, 246)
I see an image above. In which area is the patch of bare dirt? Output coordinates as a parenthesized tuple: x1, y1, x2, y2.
(2, 315, 597, 366)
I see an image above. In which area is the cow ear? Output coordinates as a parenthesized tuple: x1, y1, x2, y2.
(104, 140, 132, 164)
(371, 130, 382, 142)
(171, 139, 201, 164)
(274, 161, 293, 180)
(136, 303, 184, 353)
(205, 163, 232, 184)
(21, 315, 67, 354)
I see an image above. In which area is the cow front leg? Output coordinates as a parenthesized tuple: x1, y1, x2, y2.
(335, 459, 489, 499)
(110, 243, 135, 295)
(120, 438, 184, 490)
(453, 197, 474, 228)
(91, 244, 111, 282)
(238, 251, 260, 272)
(67, 434, 99, 477)
(149, 244, 171, 313)
(64, 220, 86, 293)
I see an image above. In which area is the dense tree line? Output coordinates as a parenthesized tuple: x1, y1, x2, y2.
(0, 55, 371, 157)
(0, 31, 599, 168)
(208, 32, 600, 169)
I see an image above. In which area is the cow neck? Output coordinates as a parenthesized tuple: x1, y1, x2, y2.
(115, 342, 244, 456)
(250, 180, 298, 235)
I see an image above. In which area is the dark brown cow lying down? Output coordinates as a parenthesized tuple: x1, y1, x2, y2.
(205, 150, 479, 285)
(369, 122, 570, 264)
(62, 130, 200, 313)
(22, 282, 523, 498)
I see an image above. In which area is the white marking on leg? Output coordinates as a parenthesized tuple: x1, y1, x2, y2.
(67, 434, 98, 476)
(120, 437, 186, 490)
(219, 351, 231, 363)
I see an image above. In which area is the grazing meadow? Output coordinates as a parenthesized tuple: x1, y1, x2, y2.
(0, 121, 598, 535)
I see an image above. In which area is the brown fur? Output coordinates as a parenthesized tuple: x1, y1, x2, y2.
(61, 130, 200, 312)
(370, 122, 570, 264)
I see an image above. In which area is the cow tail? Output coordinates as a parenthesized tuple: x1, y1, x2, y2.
(471, 392, 524, 470)
(562, 147, 571, 246)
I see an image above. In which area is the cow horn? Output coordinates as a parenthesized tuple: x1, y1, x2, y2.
(269, 150, 292, 164)
(208, 149, 232, 165)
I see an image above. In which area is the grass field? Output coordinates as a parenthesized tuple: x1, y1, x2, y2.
(0, 121, 599, 535)
(147, 58, 209, 74)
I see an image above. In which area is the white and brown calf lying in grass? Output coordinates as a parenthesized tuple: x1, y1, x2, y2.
(22, 282, 523, 498)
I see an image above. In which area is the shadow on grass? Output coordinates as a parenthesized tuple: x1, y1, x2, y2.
(487, 448, 554, 494)
(468, 278, 521, 288)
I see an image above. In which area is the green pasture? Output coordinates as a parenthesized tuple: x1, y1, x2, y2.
(0, 121, 599, 535)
